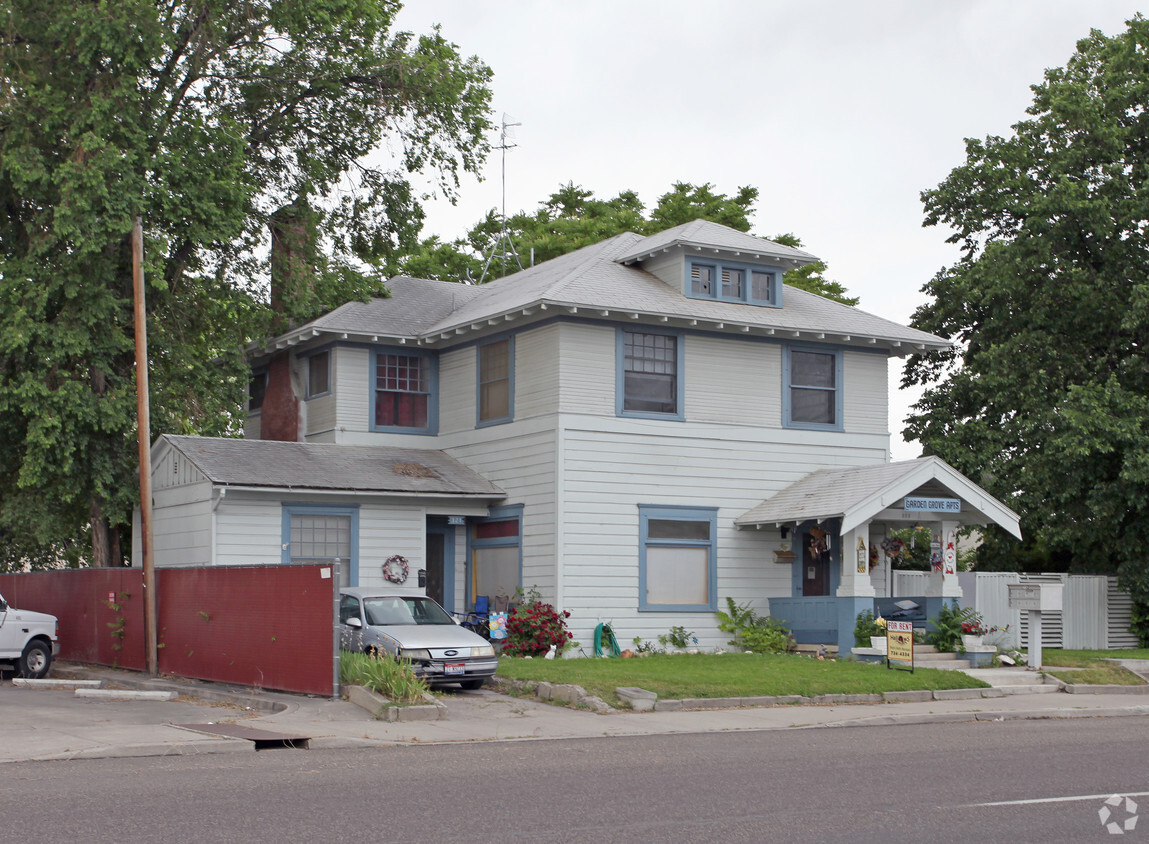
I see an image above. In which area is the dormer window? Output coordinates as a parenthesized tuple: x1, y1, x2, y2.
(688, 259, 780, 307)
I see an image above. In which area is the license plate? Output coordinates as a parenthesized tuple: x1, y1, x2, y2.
(444, 663, 465, 675)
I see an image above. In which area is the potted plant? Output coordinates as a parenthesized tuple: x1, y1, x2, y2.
(960, 617, 988, 649)
(854, 609, 888, 652)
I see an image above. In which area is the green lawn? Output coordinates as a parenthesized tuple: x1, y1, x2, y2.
(1037, 649, 1148, 686)
(496, 652, 988, 707)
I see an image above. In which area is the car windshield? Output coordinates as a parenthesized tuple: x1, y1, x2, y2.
(362, 596, 455, 626)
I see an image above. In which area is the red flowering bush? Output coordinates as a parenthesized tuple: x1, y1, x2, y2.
(503, 595, 573, 657)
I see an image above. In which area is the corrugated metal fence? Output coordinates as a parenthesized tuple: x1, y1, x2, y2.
(0, 564, 337, 696)
(892, 571, 1137, 650)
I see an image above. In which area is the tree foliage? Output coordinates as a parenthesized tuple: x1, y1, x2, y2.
(0, 0, 493, 564)
(401, 181, 858, 304)
(903, 17, 1149, 593)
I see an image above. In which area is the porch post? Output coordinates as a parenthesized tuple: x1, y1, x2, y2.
(836, 523, 876, 598)
(924, 519, 963, 600)
(835, 524, 877, 658)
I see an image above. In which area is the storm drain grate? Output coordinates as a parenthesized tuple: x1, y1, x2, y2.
(178, 723, 310, 750)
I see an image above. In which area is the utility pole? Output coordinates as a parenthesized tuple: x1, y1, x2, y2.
(132, 218, 157, 676)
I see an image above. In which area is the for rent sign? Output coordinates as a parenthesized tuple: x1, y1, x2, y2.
(887, 620, 914, 667)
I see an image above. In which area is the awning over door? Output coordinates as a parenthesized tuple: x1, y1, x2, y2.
(735, 456, 1021, 539)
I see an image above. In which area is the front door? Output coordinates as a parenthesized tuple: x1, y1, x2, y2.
(802, 531, 831, 597)
(425, 531, 445, 606)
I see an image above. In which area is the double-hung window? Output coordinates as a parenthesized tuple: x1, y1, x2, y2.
(373, 349, 436, 433)
(783, 344, 842, 430)
(477, 337, 513, 426)
(617, 329, 684, 419)
(306, 350, 331, 398)
(688, 259, 781, 307)
(638, 505, 718, 611)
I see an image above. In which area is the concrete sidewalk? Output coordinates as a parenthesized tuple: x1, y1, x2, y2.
(1, 662, 1147, 765)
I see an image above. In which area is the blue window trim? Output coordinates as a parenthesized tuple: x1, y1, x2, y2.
(476, 334, 515, 428)
(281, 503, 360, 586)
(369, 346, 439, 435)
(638, 504, 718, 612)
(304, 348, 332, 399)
(686, 257, 783, 308)
(616, 327, 685, 421)
(466, 504, 523, 608)
(782, 343, 844, 432)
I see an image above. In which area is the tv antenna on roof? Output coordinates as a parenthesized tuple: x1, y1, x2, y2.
(479, 114, 524, 284)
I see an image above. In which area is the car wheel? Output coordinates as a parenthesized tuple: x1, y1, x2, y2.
(18, 640, 51, 679)
(459, 678, 484, 691)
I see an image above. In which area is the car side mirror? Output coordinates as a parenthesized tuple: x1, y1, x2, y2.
(345, 617, 362, 629)
(0, 598, 7, 612)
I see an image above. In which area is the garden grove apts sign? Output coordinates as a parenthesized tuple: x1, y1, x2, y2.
(903, 497, 961, 514)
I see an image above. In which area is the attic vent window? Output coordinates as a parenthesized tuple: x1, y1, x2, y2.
(687, 258, 780, 308)
(391, 462, 440, 479)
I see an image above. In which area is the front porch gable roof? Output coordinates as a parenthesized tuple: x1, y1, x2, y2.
(735, 456, 1022, 539)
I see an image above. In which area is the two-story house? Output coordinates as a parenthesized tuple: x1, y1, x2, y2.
(137, 219, 1020, 656)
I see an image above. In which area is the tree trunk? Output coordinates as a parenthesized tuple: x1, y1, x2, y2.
(89, 500, 112, 568)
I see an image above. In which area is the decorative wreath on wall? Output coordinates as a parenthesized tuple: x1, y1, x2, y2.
(382, 554, 410, 584)
(880, 537, 905, 560)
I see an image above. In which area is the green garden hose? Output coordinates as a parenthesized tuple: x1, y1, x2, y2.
(594, 622, 621, 657)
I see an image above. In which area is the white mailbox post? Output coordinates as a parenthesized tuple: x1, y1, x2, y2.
(1007, 583, 1063, 669)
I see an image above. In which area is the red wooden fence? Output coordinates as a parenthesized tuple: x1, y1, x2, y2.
(0, 565, 336, 696)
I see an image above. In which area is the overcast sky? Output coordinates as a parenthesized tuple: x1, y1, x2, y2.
(391, 1, 1143, 460)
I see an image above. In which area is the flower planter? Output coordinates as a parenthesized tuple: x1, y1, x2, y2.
(960, 634, 983, 650)
(870, 636, 888, 653)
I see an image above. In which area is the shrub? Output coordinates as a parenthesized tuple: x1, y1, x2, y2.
(927, 602, 979, 653)
(339, 649, 428, 703)
(658, 626, 695, 650)
(715, 597, 795, 654)
(504, 591, 573, 657)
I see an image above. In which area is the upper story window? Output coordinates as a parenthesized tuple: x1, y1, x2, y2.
(372, 349, 437, 434)
(477, 337, 513, 426)
(688, 259, 781, 307)
(306, 350, 331, 398)
(783, 344, 843, 431)
(617, 328, 684, 420)
(248, 370, 267, 413)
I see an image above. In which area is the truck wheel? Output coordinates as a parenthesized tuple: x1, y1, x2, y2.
(18, 640, 51, 679)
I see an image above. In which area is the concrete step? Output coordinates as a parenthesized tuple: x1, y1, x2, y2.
(915, 658, 973, 670)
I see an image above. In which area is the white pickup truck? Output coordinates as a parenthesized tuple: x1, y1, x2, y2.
(0, 592, 59, 679)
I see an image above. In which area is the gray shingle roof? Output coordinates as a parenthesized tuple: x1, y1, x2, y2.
(260, 219, 949, 354)
(308, 277, 485, 337)
(161, 435, 504, 497)
(735, 456, 1021, 538)
(614, 219, 819, 265)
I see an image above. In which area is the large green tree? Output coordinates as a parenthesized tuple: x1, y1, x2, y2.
(401, 181, 858, 304)
(0, 0, 493, 567)
(903, 17, 1149, 590)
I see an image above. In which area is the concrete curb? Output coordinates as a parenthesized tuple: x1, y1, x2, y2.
(345, 685, 448, 721)
(825, 703, 1149, 729)
(75, 689, 178, 701)
(11, 678, 103, 690)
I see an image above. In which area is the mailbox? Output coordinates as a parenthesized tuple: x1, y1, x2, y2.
(1008, 582, 1063, 611)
